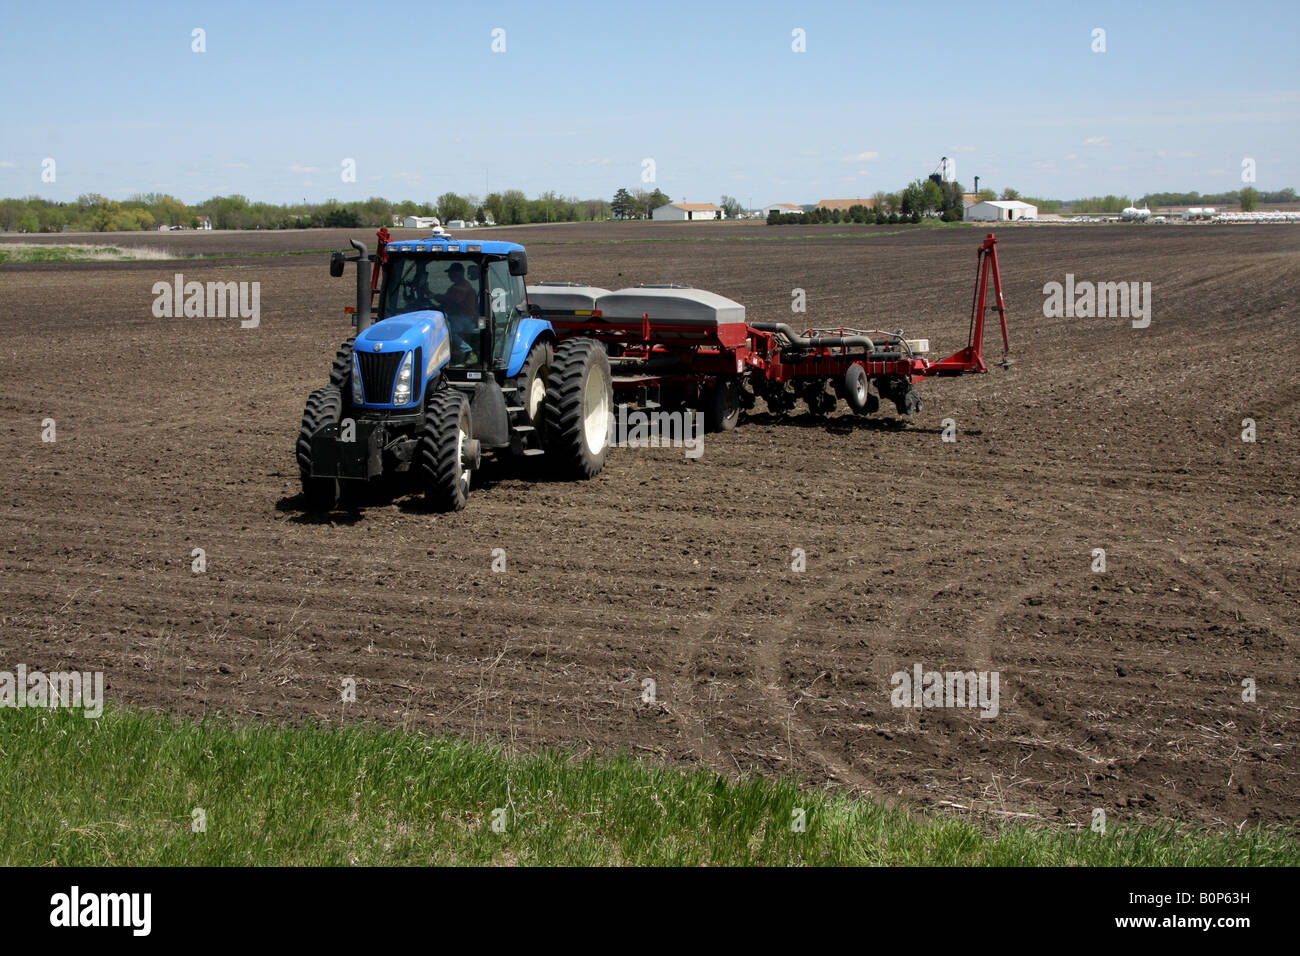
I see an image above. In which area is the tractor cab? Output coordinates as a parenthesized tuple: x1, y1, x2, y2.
(377, 235, 529, 375)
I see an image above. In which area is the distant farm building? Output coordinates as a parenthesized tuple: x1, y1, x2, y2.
(964, 200, 1037, 222)
(652, 203, 723, 221)
(402, 216, 441, 229)
(761, 203, 805, 216)
(816, 198, 877, 212)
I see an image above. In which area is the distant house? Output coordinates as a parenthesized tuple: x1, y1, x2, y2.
(402, 216, 441, 229)
(651, 202, 723, 221)
(197, 217, 212, 231)
(761, 203, 805, 216)
(964, 200, 1037, 222)
(446, 219, 467, 229)
(816, 198, 877, 212)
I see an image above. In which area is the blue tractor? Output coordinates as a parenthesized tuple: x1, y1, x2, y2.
(296, 231, 613, 511)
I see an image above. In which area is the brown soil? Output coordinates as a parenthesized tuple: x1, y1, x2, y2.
(2, 221, 1297, 829)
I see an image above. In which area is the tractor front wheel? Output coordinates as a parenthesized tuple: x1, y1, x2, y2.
(545, 338, 612, 480)
(328, 336, 356, 389)
(417, 389, 475, 512)
(296, 386, 342, 511)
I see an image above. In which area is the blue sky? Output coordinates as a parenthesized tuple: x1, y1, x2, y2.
(2, 0, 1297, 206)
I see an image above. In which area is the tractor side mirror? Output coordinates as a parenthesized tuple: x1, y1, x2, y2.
(507, 250, 528, 276)
(329, 251, 345, 278)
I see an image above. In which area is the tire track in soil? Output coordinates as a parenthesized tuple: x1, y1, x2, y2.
(1157, 546, 1298, 652)
(661, 561, 885, 795)
(659, 579, 776, 773)
(743, 580, 886, 797)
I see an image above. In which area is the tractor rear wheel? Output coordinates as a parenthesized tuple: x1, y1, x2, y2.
(329, 336, 356, 389)
(704, 378, 741, 432)
(545, 337, 612, 479)
(296, 386, 342, 511)
(417, 389, 475, 512)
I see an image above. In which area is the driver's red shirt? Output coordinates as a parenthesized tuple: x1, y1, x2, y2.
(444, 278, 476, 316)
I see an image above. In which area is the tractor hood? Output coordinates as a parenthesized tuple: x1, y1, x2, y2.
(351, 310, 451, 408)
(357, 310, 450, 379)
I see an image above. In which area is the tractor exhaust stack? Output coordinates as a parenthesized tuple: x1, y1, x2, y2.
(349, 239, 372, 332)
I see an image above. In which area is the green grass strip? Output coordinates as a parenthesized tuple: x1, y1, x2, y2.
(0, 707, 1293, 866)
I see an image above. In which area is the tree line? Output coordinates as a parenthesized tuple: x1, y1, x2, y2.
(608, 189, 748, 220)
(0, 191, 614, 233)
(765, 180, 1298, 223)
(1136, 187, 1293, 211)
(767, 178, 990, 225)
(6, 183, 1294, 233)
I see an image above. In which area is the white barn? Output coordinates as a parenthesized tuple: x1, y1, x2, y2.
(652, 202, 723, 221)
(402, 215, 441, 229)
(964, 200, 1037, 222)
(761, 203, 804, 216)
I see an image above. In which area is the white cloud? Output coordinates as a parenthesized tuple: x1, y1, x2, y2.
(844, 150, 879, 161)
(953, 145, 977, 152)
(289, 164, 322, 174)
(1083, 136, 1111, 146)
(0, 161, 17, 168)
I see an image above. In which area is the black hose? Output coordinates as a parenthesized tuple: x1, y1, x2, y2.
(748, 322, 911, 353)
(748, 322, 871, 348)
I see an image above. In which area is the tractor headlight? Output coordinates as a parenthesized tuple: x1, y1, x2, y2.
(392, 351, 414, 405)
(351, 354, 365, 404)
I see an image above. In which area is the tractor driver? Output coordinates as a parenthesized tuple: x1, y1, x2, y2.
(437, 261, 480, 363)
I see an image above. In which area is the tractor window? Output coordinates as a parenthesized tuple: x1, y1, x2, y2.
(383, 255, 483, 365)
(486, 260, 526, 367)
(384, 256, 481, 319)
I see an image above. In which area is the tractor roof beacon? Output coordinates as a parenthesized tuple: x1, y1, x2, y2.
(297, 228, 1010, 513)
